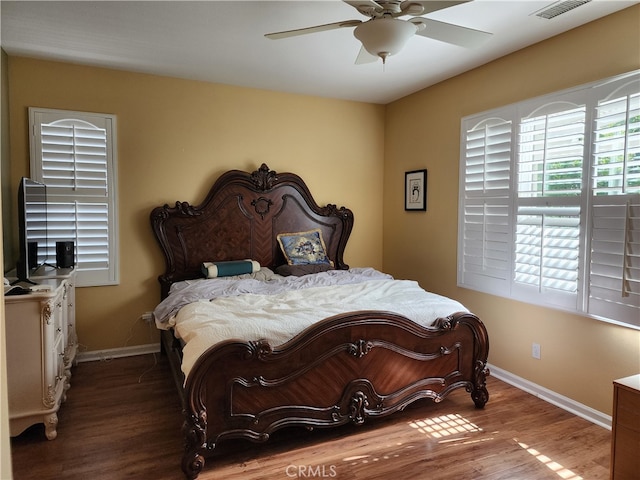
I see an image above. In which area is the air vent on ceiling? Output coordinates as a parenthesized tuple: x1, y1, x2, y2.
(534, 0, 592, 19)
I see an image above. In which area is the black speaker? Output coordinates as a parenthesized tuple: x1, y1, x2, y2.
(56, 241, 75, 268)
(28, 241, 38, 270)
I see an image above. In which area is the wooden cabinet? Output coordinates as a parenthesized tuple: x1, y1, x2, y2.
(611, 374, 640, 480)
(5, 268, 77, 439)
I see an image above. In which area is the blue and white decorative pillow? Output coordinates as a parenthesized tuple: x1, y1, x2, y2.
(277, 229, 333, 266)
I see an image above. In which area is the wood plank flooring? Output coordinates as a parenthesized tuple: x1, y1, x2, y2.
(10, 354, 612, 480)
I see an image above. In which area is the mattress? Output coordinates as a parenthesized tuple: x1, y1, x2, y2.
(153, 268, 468, 380)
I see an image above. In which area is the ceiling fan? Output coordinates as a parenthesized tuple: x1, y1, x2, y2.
(265, 0, 492, 64)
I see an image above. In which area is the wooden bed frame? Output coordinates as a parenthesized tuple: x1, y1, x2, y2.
(150, 164, 490, 479)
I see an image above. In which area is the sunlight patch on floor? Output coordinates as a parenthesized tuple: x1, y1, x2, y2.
(342, 451, 402, 465)
(516, 440, 583, 480)
(439, 435, 495, 446)
(341, 414, 486, 467)
(408, 413, 483, 439)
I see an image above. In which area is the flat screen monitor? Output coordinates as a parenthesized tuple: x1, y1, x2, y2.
(16, 177, 49, 283)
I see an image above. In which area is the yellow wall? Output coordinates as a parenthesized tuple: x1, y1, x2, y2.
(6, 58, 385, 352)
(384, 6, 640, 415)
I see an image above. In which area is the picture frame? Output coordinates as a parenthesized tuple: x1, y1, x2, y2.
(405, 169, 427, 211)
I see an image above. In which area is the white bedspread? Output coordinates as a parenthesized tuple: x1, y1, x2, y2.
(153, 268, 468, 380)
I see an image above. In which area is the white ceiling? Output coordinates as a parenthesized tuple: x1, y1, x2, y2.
(1, 0, 638, 104)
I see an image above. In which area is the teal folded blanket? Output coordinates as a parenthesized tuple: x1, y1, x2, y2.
(201, 260, 260, 278)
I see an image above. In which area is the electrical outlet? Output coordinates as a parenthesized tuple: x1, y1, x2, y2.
(532, 343, 541, 360)
(141, 312, 153, 323)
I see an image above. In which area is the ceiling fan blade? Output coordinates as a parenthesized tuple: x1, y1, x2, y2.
(355, 45, 379, 64)
(411, 17, 491, 48)
(344, 0, 384, 16)
(265, 20, 362, 40)
(402, 1, 472, 16)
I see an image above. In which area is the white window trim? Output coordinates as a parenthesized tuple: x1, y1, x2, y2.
(29, 107, 119, 287)
(458, 70, 640, 330)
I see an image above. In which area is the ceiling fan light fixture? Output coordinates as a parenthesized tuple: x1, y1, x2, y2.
(354, 18, 417, 62)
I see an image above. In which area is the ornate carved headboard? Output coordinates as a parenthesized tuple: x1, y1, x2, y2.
(150, 164, 354, 298)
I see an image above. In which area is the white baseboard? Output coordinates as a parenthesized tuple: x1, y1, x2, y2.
(76, 343, 160, 363)
(488, 363, 612, 430)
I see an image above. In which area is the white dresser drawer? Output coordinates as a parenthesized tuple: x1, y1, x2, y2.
(5, 268, 77, 440)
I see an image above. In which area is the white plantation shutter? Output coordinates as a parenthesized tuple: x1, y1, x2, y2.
(458, 70, 640, 329)
(592, 92, 640, 195)
(458, 117, 513, 293)
(513, 203, 581, 307)
(40, 120, 109, 194)
(46, 201, 111, 271)
(511, 103, 585, 308)
(517, 105, 586, 198)
(588, 198, 640, 325)
(29, 108, 119, 287)
(588, 85, 640, 326)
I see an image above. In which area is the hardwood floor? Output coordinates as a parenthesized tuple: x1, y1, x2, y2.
(10, 354, 611, 480)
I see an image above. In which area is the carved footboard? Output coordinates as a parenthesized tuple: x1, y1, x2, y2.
(181, 310, 490, 479)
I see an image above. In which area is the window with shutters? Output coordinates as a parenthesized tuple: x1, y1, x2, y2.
(458, 71, 639, 329)
(29, 108, 119, 287)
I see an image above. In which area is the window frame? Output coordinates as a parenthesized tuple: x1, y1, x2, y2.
(458, 70, 640, 330)
(29, 107, 119, 287)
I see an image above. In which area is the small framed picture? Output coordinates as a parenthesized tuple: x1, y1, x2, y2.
(405, 169, 427, 211)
